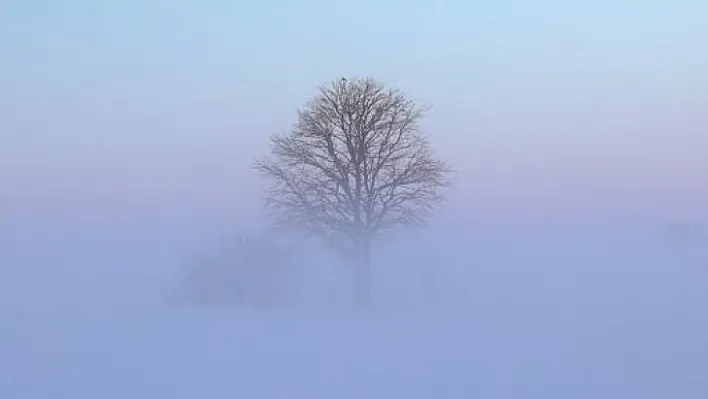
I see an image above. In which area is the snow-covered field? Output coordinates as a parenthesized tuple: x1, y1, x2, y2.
(2, 305, 707, 399)
(1, 224, 707, 398)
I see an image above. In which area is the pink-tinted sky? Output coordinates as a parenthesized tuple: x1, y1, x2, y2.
(2, 0, 707, 232)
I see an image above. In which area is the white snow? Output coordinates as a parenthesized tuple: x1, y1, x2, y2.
(1, 224, 707, 398)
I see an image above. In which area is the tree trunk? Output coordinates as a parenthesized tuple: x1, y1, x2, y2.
(353, 235, 372, 308)
(423, 265, 438, 306)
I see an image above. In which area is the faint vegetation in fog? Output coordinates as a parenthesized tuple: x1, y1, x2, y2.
(170, 77, 452, 309)
(170, 233, 296, 308)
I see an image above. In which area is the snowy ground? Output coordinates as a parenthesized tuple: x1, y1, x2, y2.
(2, 306, 707, 399)
(1, 224, 707, 398)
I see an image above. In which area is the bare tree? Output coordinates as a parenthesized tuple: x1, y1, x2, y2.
(255, 77, 451, 306)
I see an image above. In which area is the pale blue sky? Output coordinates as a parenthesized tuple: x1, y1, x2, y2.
(2, 0, 707, 232)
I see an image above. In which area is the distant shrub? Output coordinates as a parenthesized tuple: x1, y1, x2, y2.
(170, 234, 295, 307)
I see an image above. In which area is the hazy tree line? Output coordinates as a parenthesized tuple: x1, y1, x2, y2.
(174, 77, 451, 309)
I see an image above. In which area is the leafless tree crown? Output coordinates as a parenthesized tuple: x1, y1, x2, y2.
(255, 77, 450, 253)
